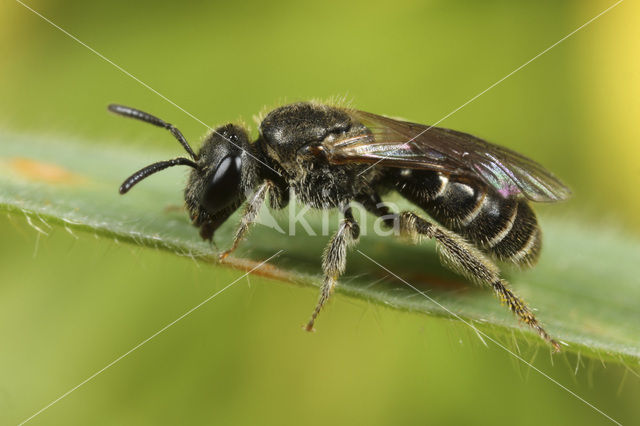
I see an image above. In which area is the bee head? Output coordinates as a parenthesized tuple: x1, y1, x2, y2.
(184, 124, 256, 239)
(110, 104, 255, 241)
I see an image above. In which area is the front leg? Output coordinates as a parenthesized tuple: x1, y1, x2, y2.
(305, 206, 360, 331)
(219, 181, 271, 260)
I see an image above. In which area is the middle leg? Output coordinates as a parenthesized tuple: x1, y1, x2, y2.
(305, 206, 360, 331)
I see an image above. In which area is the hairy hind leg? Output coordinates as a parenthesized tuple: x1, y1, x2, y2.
(400, 211, 559, 350)
(358, 193, 559, 351)
(305, 206, 360, 331)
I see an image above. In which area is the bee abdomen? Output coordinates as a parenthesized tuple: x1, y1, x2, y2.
(475, 197, 541, 266)
(392, 170, 541, 266)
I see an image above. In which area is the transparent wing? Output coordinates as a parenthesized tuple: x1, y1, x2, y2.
(322, 110, 571, 202)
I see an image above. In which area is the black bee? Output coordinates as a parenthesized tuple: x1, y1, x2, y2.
(109, 102, 570, 350)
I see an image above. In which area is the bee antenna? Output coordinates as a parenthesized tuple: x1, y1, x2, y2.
(108, 104, 199, 160)
(119, 157, 198, 194)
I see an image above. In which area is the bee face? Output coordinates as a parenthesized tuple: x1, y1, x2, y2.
(185, 124, 254, 240)
(190, 125, 249, 209)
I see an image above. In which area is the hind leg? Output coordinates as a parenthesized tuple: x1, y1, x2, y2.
(360, 194, 559, 350)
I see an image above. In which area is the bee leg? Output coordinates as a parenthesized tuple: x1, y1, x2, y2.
(359, 193, 559, 351)
(398, 211, 560, 351)
(305, 206, 360, 331)
(219, 181, 271, 260)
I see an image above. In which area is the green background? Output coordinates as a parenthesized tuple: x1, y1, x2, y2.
(1, 1, 638, 425)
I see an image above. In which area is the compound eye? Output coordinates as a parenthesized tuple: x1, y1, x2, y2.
(201, 155, 243, 213)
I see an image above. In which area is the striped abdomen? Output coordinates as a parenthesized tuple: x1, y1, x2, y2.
(391, 169, 541, 266)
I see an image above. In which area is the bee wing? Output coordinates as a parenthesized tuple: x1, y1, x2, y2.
(323, 110, 571, 202)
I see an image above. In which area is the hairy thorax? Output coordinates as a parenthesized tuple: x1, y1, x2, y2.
(288, 159, 377, 209)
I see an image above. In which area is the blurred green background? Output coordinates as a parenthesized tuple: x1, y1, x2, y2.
(1, 1, 638, 425)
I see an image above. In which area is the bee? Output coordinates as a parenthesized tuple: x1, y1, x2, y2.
(109, 102, 570, 350)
